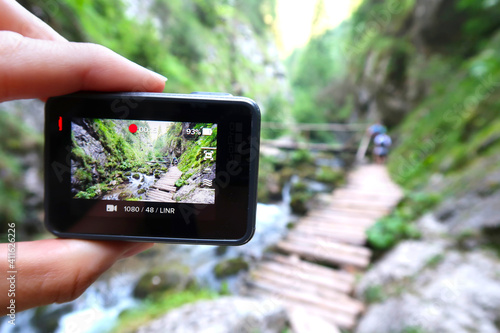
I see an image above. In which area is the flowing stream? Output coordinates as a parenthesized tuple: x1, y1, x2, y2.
(102, 172, 158, 200)
(0, 184, 293, 333)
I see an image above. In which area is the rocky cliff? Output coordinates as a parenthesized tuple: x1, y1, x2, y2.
(344, 1, 500, 332)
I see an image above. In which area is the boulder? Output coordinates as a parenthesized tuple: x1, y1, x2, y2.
(136, 296, 287, 333)
(133, 264, 193, 299)
(434, 190, 500, 235)
(213, 257, 249, 279)
(356, 239, 450, 295)
(356, 244, 500, 333)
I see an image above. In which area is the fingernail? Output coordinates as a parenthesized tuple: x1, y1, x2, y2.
(150, 71, 168, 82)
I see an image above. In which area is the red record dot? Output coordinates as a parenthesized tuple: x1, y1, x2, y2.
(129, 124, 138, 134)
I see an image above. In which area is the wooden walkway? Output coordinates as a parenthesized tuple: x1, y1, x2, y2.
(243, 164, 403, 332)
(146, 166, 183, 202)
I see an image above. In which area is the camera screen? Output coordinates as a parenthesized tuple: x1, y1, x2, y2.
(71, 118, 217, 205)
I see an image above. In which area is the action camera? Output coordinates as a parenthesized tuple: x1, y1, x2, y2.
(44, 92, 260, 245)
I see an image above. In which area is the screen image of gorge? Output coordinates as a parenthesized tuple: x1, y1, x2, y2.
(44, 92, 260, 245)
(71, 118, 217, 205)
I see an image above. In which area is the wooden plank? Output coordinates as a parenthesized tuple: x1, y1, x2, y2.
(146, 190, 174, 202)
(331, 198, 395, 210)
(268, 254, 355, 284)
(246, 280, 357, 329)
(328, 196, 400, 207)
(251, 268, 363, 312)
(319, 207, 387, 219)
(256, 261, 353, 293)
(290, 227, 366, 245)
(276, 240, 370, 268)
(151, 184, 177, 192)
(293, 223, 367, 236)
(306, 212, 373, 225)
(250, 290, 356, 329)
(332, 188, 403, 200)
(286, 234, 371, 257)
(298, 220, 368, 232)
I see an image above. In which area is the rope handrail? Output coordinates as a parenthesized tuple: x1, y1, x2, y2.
(261, 122, 368, 132)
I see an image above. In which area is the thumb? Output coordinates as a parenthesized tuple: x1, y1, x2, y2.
(0, 239, 153, 314)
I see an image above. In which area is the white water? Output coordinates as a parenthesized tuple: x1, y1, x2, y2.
(102, 172, 157, 200)
(1, 183, 293, 333)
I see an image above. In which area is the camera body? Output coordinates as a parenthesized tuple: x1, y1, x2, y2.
(45, 92, 260, 245)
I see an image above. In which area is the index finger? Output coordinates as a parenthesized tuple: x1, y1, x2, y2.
(0, 32, 167, 102)
(0, 0, 66, 41)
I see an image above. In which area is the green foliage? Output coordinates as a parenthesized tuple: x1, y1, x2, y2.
(458, 0, 500, 48)
(261, 93, 293, 139)
(73, 169, 93, 187)
(72, 119, 151, 195)
(402, 327, 426, 333)
(219, 281, 231, 295)
(426, 254, 445, 269)
(286, 25, 356, 132)
(27, 0, 279, 96)
(290, 149, 313, 167)
(387, 31, 500, 190)
(75, 183, 111, 199)
(315, 166, 344, 185)
(367, 192, 441, 250)
(367, 214, 420, 250)
(364, 285, 386, 304)
(177, 125, 217, 174)
(0, 111, 42, 228)
(112, 287, 218, 333)
(257, 154, 282, 203)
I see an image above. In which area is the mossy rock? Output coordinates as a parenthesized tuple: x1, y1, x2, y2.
(215, 246, 228, 256)
(315, 167, 344, 185)
(118, 191, 133, 200)
(133, 264, 193, 299)
(297, 165, 317, 179)
(213, 257, 249, 278)
(138, 168, 147, 174)
(132, 173, 141, 180)
(138, 189, 146, 194)
(125, 171, 132, 177)
(290, 192, 311, 215)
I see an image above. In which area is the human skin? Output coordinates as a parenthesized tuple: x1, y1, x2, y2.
(0, 0, 167, 314)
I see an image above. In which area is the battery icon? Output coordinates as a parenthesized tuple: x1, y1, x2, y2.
(202, 128, 213, 136)
(106, 204, 117, 212)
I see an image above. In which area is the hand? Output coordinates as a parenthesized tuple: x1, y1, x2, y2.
(0, 0, 165, 314)
(0, 0, 167, 102)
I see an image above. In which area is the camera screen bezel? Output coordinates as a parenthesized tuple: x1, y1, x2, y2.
(44, 92, 260, 245)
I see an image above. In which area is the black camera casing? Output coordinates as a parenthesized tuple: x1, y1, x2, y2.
(45, 92, 260, 245)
